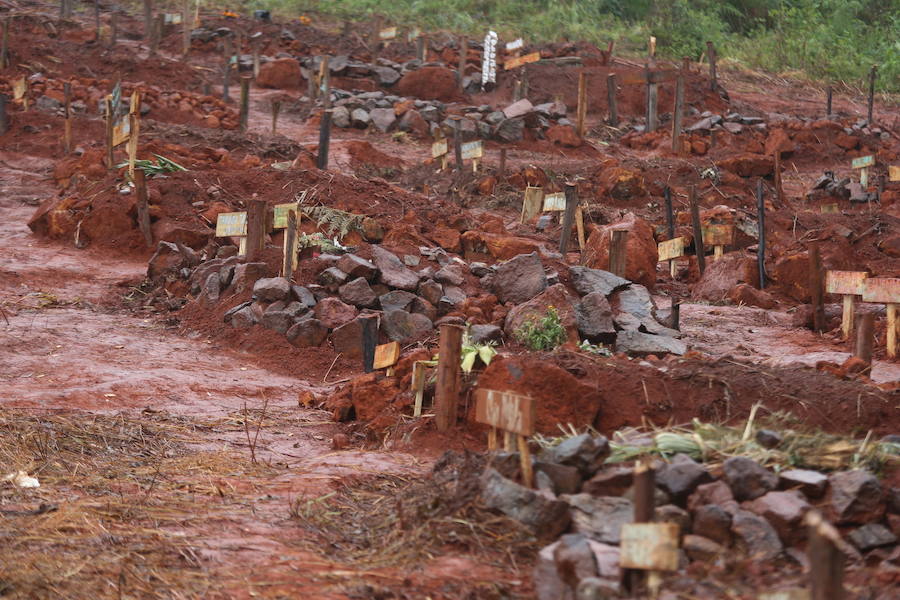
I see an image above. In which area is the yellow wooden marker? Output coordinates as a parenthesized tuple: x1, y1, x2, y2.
(658, 237, 685, 278)
(701, 223, 733, 261)
(862, 278, 900, 358)
(825, 270, 868, 340)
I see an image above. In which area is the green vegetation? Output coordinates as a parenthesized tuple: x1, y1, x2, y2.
(514, 306, 567, 351)
(256, 0, 900, 93)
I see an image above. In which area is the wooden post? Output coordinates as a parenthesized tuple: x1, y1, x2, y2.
(307, 57, 318, 101)
(239, 76, 250, 132)
(498, 148, 506, 180)
(840, 294, 856, 341)
(888, 303, 898, 359)
(94, 1, 100, 42)
(809, 243, 826, 333)
(182, 0, 191, 56)
(689, 185, 705, 274)
(271, 99, 281, 135)
(104, 95, 114, 168)
(0, 94, 7, 135)
(319, 55, 331, 108)
(664, 185, 677, 277)
(624, 459, 655, 593)
(222, 37, 232, 102)
(609, 230, 628, 277)
(133, 168, 153, 247)
(317, 109, 332, 170)
(453, 125, 463, 172)
(457, 36, 467, 91)
(0, 18, 8, 70)
(576, 72, 587, 138)
(434, 324, 463, 431)
(127, 91, 140, 180)
(559, 183, 578, 254)
(757, 178, 766, 289)
(606, 73, 618, 127)
(517, 434, 533, 488)
(806, 511, 845, 600)
(360, 316, 378, 373)
(774, 150, 784, 205)
(826, 85, 832, 116)
(151, 13, 164, 56)
(245, 198, 267, 262)
(645, 65, 658, 132)
(854, 312, 874, 368)
(866, 65, 876, 124)
(143, 0, 153, 40)
(670, 301, 681, 331)
(370, 16, 382, 59)
(282, 209, 297, 278)
(416, 35, 426, 62)
(252, 40, 260, 78)
(63, 82, 72, 154)
(672, 75, 684, 152)
(706, 41, 717, 91)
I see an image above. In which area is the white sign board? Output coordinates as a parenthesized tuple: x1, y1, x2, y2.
(481, 31, 498, 87)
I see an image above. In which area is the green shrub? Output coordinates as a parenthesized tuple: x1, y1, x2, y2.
(514, 306, 567, 351)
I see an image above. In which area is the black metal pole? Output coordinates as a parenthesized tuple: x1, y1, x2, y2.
(757, 178, 766, 289)
(317, 109, 332, 170)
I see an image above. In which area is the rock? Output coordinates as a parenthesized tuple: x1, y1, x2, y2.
(393, 67, 460, 102)
(147, 241, 184, 280)
(331, 319, 364, 359)
(827, 470, 884, 525)
(231, 262, 270, 294)
(609, 284, 656, 320)
(434, 264, 465, 287)
(582, 465, 633, 497)
(398, 109, 429, 136)
(848, 524, 897, 551)
(494, 118, 525, 143)
(779, 469, 829, 499)
(575, 577, 620, 600)
(369, 107, 397, 132)
(339, 277, 378, 308)
(261, 305, 293, 335)
(481, 468, 571, 539)
(615, 331, 687, 356)
(372, 65, 401, 86)
(534, 461, 583, 496)
(569, 267, 629, 297)
(291, 285, 317, 308)
(656, 454, 713, 504)
(337, 254, 378, 280)
(723, 457, 778, 501)
(332, 105, 351, 128)
(655, 504, 692, 533)
(350, 108, 371, 128)
(576, 292, 616, 343)
(728, 283, 777, 309)
(683, 535, 727, 562)
(692, 504, 733, 546)
(382, 309, 433, 342)
(316, 266, 348, 291)
(547, 125, 582, 147)
(492, 252, 547, 304)
(252, 277, 290, 302)
(256, 57, 300, 89)
(533, 535, 620, 600)
(562, 494, 633, 544)
(542, 434, 610, 478)
(731, 509, 783, 560)
(379, 290, 417, 312)
(581, 213, 658, 289)
(503, 98, 534, 119)
(688, 480, 737, 514)
(372, 246, 421, 291)
(717, 154, 774, 177)
(694, 255, 761, 302)
(286, 318, 328, 347)
(470, 323, 503, 344)
(504, 284, 579, 341)
(744, 490, 811, 544)
(229, 305, 258, 328)
(313, 297, 358, 329)
(417, 280, 443, 306)
(755, 429, 783, 449)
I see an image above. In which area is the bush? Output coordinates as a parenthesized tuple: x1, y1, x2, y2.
(514, 306, 567, 351)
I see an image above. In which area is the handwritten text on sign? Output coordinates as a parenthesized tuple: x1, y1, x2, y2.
(862, 278, 900, 304)
(825, 271, 868, 296)
(474, 389, 535, 436)
(460, 140, 483, 160)
(112, 116, 131, 147)
(542, 192, 566, 212)
(701, 223, 733, 247)
(620, 523, 680, 571)
(851, 155, 875, 169)
(658, 237, 685, 262)
(215, 212, 247, 237)
(431, 139, 448, 158)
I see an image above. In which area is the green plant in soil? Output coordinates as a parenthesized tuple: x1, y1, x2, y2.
(514, 306, 567, 351)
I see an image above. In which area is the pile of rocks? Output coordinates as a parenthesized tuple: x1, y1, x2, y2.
(476, 433, 900, 598)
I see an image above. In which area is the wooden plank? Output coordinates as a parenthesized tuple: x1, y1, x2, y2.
(658, 237, 685, 262)
(618, 69, 677, 86)
(520, 186, 543, 223)
(542, 191, 566, 212)
(435, 324, 464, 431)
(431, 139, 448, 158)
(504, 51, 540, 70)
(825, 271, 867, 296)
(820, 203, 839, 213)
(215, 211, 247, 237)
(273, 203, 301, 229)
(851, 155, 874, 169)
(12, 77, 26, 101)
(701, 223, 733, 247)
(378, 26, 397, 40)
(112, 115, 131, 147)
(474, 388, 535, 436)
(889, 165, 900, 182)
(619, 523, 680, 571)
(862, 278, 900, 304)
(373, 341, 400, 370)
(460, 140, 483, 160)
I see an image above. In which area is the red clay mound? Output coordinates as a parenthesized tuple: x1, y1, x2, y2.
(394, 67, 465, 102)
(256, 58, 302, 90)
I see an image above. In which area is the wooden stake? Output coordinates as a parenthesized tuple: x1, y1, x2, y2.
(664, 186, 675, 239)
(239, 76, 250, 132)
(457, 36, 467, 91)
(151, 13, 164, 56)
(498, 147, 507, 180)
(689, 185, 705, 274)
(1, 17, 10, 69)
(434, 324, 463, 431)
(559, 183, 578, 254)
(806, 511, 845, 600)
(252, 41, 260, 78)
(888, 303, 898, 359)
(104, 95, 114, 168)
(854, 312, 874, 368)
(517, 434, 533, 488)
(576, 72, 587, 137)
(672, 75, 684, 152)
(63, 82, 72, 154)
(706, 41, 717, 91)
(624, 459, 656, 594)
(412, 362, 427, 416)
(271, 99, 281, 135)
(360, 315, 378, 373)
(319, 55, 331, 108)
(645, 65, 658, 132)
(826, 85, 832, 116)
(453, 125, 462, 172)
(182, 0, 190, 56)
(606, 73, 618, 127)
(809, 243, 826, 333)
(109, 12, 118, 47)
(307, 57, 318, 101)
(416, 35, 425, 62)
(487, 426, 497, 450)
(133, 168, 153, 247)
(774, 150, 784, 205)
(866, 65, 876, 124)
(370, 15, 382, 59)
(575, 205, 586, 251)
(143, 0, 153, 40)
(0, 94, 7, 135)
(670, 301, 681, 331)
(317, 109, 332, 170)
(757, 178, 766, 289)
(282, 209, 298, 278)
(840, 295, 855, 341)
(245, 198, 267, 262)
(609, 230, 628, 277)
(127, 91, 140, 180)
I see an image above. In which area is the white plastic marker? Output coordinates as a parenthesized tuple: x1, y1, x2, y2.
(481, 31, 498, 88)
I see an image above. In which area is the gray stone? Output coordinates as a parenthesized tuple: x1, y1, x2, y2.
(372, 246, 421, 291)
(655, 504, 692, 534)
(286, 318, 327, 347)
(229, 305, 258, 328)
(291, 285, 317, 308)
(541, 434, 610, 478)
(503, 98, 534, 119)
(614, 330, 687, 356)
(337, 254, 378, 280)
(379, 290, 417, 312)
(610, 284, 656, 319)
(492, 252, 547, 304)
(372, 65, 401, 86)
(723, 457, 778, 501)
(656, 454, 712, 504)
(481, 468, 570, 540)
(313, 297, 358, 329)
(223, 301, 251, 322)
(339, 277, 377, 308)
(350, 108, 371, 128)
(332, 105, 351, 128)
(203, 273, 221, 302)
(410, 296, 437, 321)
(534, 461, 583, 495)
(682, 534, 727, 562)
(317, 266, 349, 291)
(744, 490, 811, 545)
(533, 536, 620, 600)
(417, 279, 443, 306)
(569, 266, 629, 297)
(756, 429, 783, 449)
(494, 117, 525, 143)
(470, 324, 502, 344)
(562, 494, 633, 544)
(37, 95, 62, 112)
(469, 262, 491, 277)
(576, 292, 616, 343)
(434, 264, 465, 286)
(581, 465, 633, 497)
(231, 263, 270, 295)
(382, 309, 433, 342)
(731, 509, 782, 560)
(779, 469, 828, 499)
(848, 524, 897, 551)
(440, 285, 467, 307)
(485, 110, 505, 125)
(692, 504, 733, 546)
(827, 470, 883, 525)
(261, 309, 293, 335)
(252, 277, 291, 302)
(331, 319, 364, 360)
(369, 107, 397, 132)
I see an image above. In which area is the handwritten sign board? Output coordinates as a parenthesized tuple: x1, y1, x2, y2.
(505, 38, 523, 52)
(889, 165, 900, 182)
(851, 155, 875, 169)
(658, 237, 685, 262)
(112, 116, 131, 147)
(481, 31, 498, 86)
(701, 223, 733, 247)
(272, 203, 301, 229)
(215, 212, 247, 237)
(460, 140, 483, 160)
(373, 341, 400, 370)
(505, 51, 540, 70)
(474, 389, 534, 436)
(12, 77, 26, 101)
(862, 278, 900, 304)
(520, 186, 543, 223)
(407, 27, 421, 42)
(825, 271, 868, 296)
(431, 139, 448, 158)
(542, 191, 566, 212)
(163, 13, 183, 24)
(620, 523, 680, 571)
(379, 27, 397, 41)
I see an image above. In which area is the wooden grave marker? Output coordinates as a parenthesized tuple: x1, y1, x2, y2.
(821, 203, 840, 214)
(215, 211, 248, 255)
(889, 165, 900, 182)
(378, 26, 397, 42)
(505, 51, 540, 70)
(460, 140, 483, 172)
(520, 186, 543, 223)
(431, 138, 449, 170)
(163, 12, 182, 24)
(825, 270, 868, 340)
(542, 191, 566, 212)
(620, 523, 680, 572)
(481, 31, 498, 88)
(13, 77, 27, 109)
(701, 223, 733, 260)
(411, 360, 436, 417)
(112, 115, 131, 147)
(658, 236, 685, 278)
(861, 278, 900, 358)
(272, 202, 301, 277)
(373, 341, 400, 372)
(852, 154, 875, 189)
(505, 38, 523, 53)
(474, 388, 535, 487)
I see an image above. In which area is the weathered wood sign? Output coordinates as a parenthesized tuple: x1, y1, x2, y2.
(215, 211, 248, 255)
(657, 237, 685, 262)
(12, 77, 26, 102)
(620, 523, 680, 571)
(273, 202, 300, 229)
(378, 26, 397, 41)
(474, 388, 535, 486)
(505, 51, 540, 70)
(112, 115, 131, 146)
(373, 341, 400, 370)
(861, 278, 900, 358)
(826, 270, 868, 340)
(820, 203, 840, 213)
(852, 155, 875, 188)
(889, 165, 900, 182)
(520, 186, 543, 223)
(431, 139, 448, 158)
(460, 140, 483, 160)
(481, 30, 498, 87)
(163, 12, 182, 24)
(618, 70, 678, 86)
(542, 191, 566, 212)
(701, 223, 733, 260)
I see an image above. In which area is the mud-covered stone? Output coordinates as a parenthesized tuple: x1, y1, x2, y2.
(569, 266, 629, 297)
(723, 457, 778, 501)
(731, 509, 782, 560)
(481, 468, 570, 540)
(561, 494, 633, 545)
(382, 309, 433, 342)
(492, 252, 547, 304)
(372, 245, 421, 291)
(656, 454, 713, 504)
(337, 254, 378, 280)
(252, 277, 290, 303)
(339, 277, 378, 308)
(286, 318, 327, 347)
(827, 470, 884, 525)
(314, 297, 358, 329)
